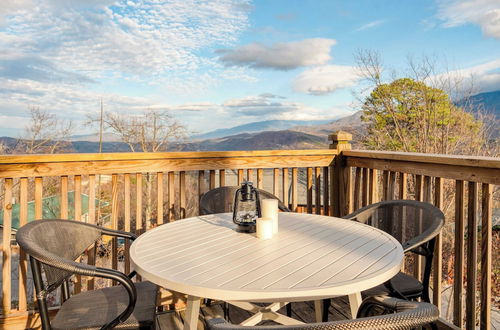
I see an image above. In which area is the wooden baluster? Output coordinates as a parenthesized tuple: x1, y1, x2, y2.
(315, 167, 321, 214)
(60, 175, 68, 218)
(388, 172, 397, 200)
(111, 174, 119, 285)
(399, 172, 407, 199)
(87, 175, 96, 290)
(157, 172, 164, 225)
(124, 174, 131, 275)
(35, 177, 43, 220)
(466, 182, 478, 330)
(198, 170, 206, 201)
(2, 178, 12, 314)
(74, 175, 82, 294)
(480, 183, 492, 330)
(247, 169, 253, 182)
(257, 169, 263, 189)
(74, 175, 82, 220)
(323, 167, 329, 216)
(18, 178, 28, 311)
(423, 176, 432, 203)
(382, 171, 389, 201)
(168, 172, 175, 221)
(179, 171, 186, 219)
(219, 169, 225, 187)
(273, 169, 279, 197)
(237, 169, 244, 185)
(369, 169, 378, 204)
(414, 175, 424, 281)
(353, 167, 362, 211)
(209, 170, 216, 190)
(433, 177, 443, 313)
(136, 173, 143, 234)
(333, 157, 352, 217)
(307, 167, 313, 214)
(282, 168, 289, 208)
(291, 168, 298, 212)
(361, 168, 368, 207)
(454, 180, 465, 328)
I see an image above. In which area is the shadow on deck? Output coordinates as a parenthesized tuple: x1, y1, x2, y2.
(157, 298, 351, 330)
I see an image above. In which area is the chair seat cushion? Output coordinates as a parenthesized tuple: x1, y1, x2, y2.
(362, 272, 423, 298)
(52, 281, 157, 330)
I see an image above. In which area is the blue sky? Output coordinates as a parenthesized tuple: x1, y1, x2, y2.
(0, 0, 499, 137)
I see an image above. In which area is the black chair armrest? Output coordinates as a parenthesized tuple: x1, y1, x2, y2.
(101, 227, 138, 241)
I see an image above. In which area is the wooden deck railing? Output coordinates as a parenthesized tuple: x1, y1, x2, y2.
(0, 131, 497, 330)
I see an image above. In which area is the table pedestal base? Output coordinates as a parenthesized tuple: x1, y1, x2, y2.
(227, 301, 304, 326)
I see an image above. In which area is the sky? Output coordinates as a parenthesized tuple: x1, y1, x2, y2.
(0, 0, 499, 137)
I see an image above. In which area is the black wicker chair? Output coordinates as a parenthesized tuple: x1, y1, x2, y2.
(200, 186, 291, 215)
(322, 200, 444, 321)
(16, 219, 158, 330)
(207, 296, 439, 330)
(200, 186, 291, 318)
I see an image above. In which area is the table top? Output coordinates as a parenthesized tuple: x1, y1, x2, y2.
(130, 213, 403, 302)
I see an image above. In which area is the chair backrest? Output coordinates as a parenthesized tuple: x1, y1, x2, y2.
(200, 186, 290, 215)
(16, 219, 102, 291)
(206, 296, 439, 330)
(344, 200, 444, 252)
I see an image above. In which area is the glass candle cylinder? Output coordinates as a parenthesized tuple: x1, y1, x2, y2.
(261, 199, 279, 234)
(256, 217, 273, 240)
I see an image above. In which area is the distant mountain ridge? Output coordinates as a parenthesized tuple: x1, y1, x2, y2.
(459, 90, 500, 118)
(191, 119, 333, 140)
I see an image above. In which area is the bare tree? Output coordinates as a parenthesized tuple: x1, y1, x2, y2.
(16, 106, 73, 154)
(89, 108, 187, 228)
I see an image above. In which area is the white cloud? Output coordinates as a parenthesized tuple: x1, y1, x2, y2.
(293, 65, 361, 95)
(218, 38, 336, 70)
(430, 59, 500, 94)
(355, 20, 385, 32)
(437, 0, 500, 38)
(1, 0, 250, 81)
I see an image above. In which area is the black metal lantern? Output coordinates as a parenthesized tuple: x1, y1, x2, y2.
(233, 181, 261, 233)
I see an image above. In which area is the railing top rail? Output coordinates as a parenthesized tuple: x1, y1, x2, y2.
(0, 149, 338, 165)
(344, 150, 500, 169)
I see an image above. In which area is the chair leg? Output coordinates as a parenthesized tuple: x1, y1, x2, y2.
(224, 302, 229, 321)
(286, 303, 292, 317)
(322, 299, 330, 322)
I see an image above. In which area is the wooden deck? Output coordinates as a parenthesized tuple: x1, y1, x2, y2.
(156, 298, 351, 330)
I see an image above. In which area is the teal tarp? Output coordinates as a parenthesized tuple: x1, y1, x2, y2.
(0, 191, 106, 230)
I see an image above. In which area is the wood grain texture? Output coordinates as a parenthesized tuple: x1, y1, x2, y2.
(179, 171, 186, 219)
(88, 175, 95, 224)
(361, 168, 368, 207)
(307, 167, 313, 214)
(257, 169, 263, 189)
(219, 169, 225, 187)
(34, 177, 42, 220)
(466, 181, 478, 330)
(2, 178, 12, 314)
(282, 168, 289, 207)
(323, 167, 329, 216)
(0, 153, 338, 178)
(345, 156, 500, 185)
(353, 167, 362, 211)
(273, 169, 279, 196)
(433, 177, 443, 313)
(382, 171, 389, 201)
(168, 172, 175, 222)
(209, 170, 216, 190)
(136, 173, 143, 232)
(315, 167, 321, 215)
(157, 172, 164, 225)
(74, 175, 82, 221)
(369, 169, 378, 204)
(291, 168, 298, 212)
(480, 183, 492, 330)
(398, 173, 407, 200)
(18, 178, 28, 311)
(60, 176, 68, 219)
(111, 174, 119, 283)
(124, 173, 131, 275)
(453, 180, 465, 328)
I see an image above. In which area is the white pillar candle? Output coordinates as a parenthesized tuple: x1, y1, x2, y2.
(261, 199, 279, 234)
(256, 217, 273, 240)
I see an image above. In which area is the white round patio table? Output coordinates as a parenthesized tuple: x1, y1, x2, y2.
(130, 213, 403, 329)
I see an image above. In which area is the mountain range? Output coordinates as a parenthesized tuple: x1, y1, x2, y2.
(1, 90, 498, 153)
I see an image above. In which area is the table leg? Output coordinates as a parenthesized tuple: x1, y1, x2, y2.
(314, 300, 322, 322)
(184, 295, 201, 330)
(348, 292, 362, 319)
(227, 301, 303, 325)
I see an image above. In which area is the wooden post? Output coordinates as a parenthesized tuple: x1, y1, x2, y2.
(329, 131, 352, 217)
